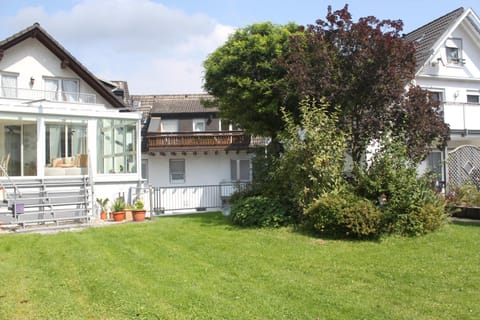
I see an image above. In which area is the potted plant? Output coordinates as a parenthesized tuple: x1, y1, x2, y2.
(96, 197, 109, 220)
(132, 198, 146, 222)
(111, 197, 126, 222)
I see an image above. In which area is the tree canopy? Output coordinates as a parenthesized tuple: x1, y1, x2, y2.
(203, 22, 300, 139)
(284, 5, 449, 163)
(203, 5, 450, 163)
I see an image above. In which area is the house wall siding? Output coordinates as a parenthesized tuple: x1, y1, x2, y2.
(144, 151, 252, 187)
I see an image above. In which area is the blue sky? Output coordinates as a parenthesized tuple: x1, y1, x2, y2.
(0, 0, 478, 94)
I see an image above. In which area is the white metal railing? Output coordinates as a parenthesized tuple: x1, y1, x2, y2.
(443, 102, 480, 131)
(0, 87, 96, 104)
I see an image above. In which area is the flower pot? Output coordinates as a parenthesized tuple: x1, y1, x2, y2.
(100, 211, 107, 220)
(112, 211, 125, 222)
(132, 209, 146, 221)
(125, 209, 133, 221)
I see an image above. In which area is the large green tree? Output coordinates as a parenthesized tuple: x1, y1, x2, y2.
(203, 22, 300, 141)
(284, 5, 449, 163)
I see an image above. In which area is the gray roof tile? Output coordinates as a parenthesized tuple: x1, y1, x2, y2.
(131, 94, 217, 114)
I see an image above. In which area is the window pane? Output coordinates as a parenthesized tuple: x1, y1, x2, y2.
(148, 117, 161, 133)
(170, 159, 185, 183)
(141, 159, 148, 180)
(97, 119, 137, 174)
(162, 120, 178, 132)
(230, 159, 237, 181)
(427, 152, 442, 178)
(0, 120, 37, 177)
(23, 124, 37, 176)
(467, 95, 479, 103)
(62, 79, 79, 102)
(2, 75, 17, 98)
(193, 120, 205, 132)
(45, 79, 60, 101)
(239, 160, 250, 181)
(46, 124, 65, 164)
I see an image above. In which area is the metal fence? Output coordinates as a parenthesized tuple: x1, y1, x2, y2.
(152, 182, 250, 213)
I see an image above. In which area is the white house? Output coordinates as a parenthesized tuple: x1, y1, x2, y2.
(406, 7, 480, 188)
(131, 94, 264, 212)
(0, 23, 144, 227)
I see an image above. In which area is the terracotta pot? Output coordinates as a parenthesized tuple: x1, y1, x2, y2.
(112, 211, 125, 222)
(124, 209, 133, 221)
(100, 211, 107, 220)
(132, 209, 146, 221)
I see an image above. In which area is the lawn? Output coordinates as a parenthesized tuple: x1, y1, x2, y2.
(0, 213, 478, 319)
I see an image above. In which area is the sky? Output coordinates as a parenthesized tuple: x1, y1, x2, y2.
(0, 0, 478, 95)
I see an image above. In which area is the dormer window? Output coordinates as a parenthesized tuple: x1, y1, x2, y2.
(193, 119, 205, 132)
(445, 38, 464, 65)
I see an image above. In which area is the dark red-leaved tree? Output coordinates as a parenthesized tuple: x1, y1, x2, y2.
(284, 5, 449, 164)
(394, 86, 450, 162)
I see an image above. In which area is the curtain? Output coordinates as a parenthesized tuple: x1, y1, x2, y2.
(62, 80, 79, 102)
(70, 125, 86, 156)
(45, 79, 59, 101)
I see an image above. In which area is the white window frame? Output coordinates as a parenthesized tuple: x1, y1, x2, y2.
(44, 77, 80, 102)
(193, 119, 206, 132)
(467, 94, 479, 104)
(230, 159, 251, 182)
(161, 119, 178, 132)
(445, 38, 463, 65)
(1, 73, 18, 98)
(169, 159, 185, 183)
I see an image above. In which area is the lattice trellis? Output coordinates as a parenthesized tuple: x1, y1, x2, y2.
(447, 145, 480, 189)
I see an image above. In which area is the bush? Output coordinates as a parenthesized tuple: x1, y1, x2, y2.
(304, 191, 383, 239)
(230, 196, 289, 228)
(353, 139, 448, 236)
(446, 183, 480, 207)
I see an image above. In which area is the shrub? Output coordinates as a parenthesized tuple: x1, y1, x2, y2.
(338, 197, 384, 238)
(230, 196, 288, 228)
(446, 183, 480, 207)
(304, 191, 383, 239)
(353, 139, 448, 236)
(260, 98, 348, 223)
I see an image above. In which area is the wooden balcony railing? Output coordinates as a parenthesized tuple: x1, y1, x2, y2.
(146, 131, 252, 151)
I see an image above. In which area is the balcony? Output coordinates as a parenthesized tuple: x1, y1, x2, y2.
(443, 102, 480, 133)
(0, 87, 96, 104)
(146, 131, 253, 152)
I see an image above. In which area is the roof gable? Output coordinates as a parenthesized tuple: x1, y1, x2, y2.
(0, 23, 126, 108)
(405, 7, 480, 75)
(405, 7, 465, 72)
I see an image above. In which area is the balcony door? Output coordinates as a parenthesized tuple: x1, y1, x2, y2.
(44, 78, 79, 102)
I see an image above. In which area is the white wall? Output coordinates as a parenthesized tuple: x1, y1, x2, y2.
(145, 151, 252, 187)
(0, 38, 112, 108)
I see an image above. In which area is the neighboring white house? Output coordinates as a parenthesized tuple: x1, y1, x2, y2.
(131, 94, 265, 212)
(0, 23, 144, 226)
(406, 7, 480, 188)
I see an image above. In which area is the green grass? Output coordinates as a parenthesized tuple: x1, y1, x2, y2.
(0, 213, 479, 319)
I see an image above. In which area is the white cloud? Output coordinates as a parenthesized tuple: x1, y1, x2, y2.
(1, 0, 235, 94)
